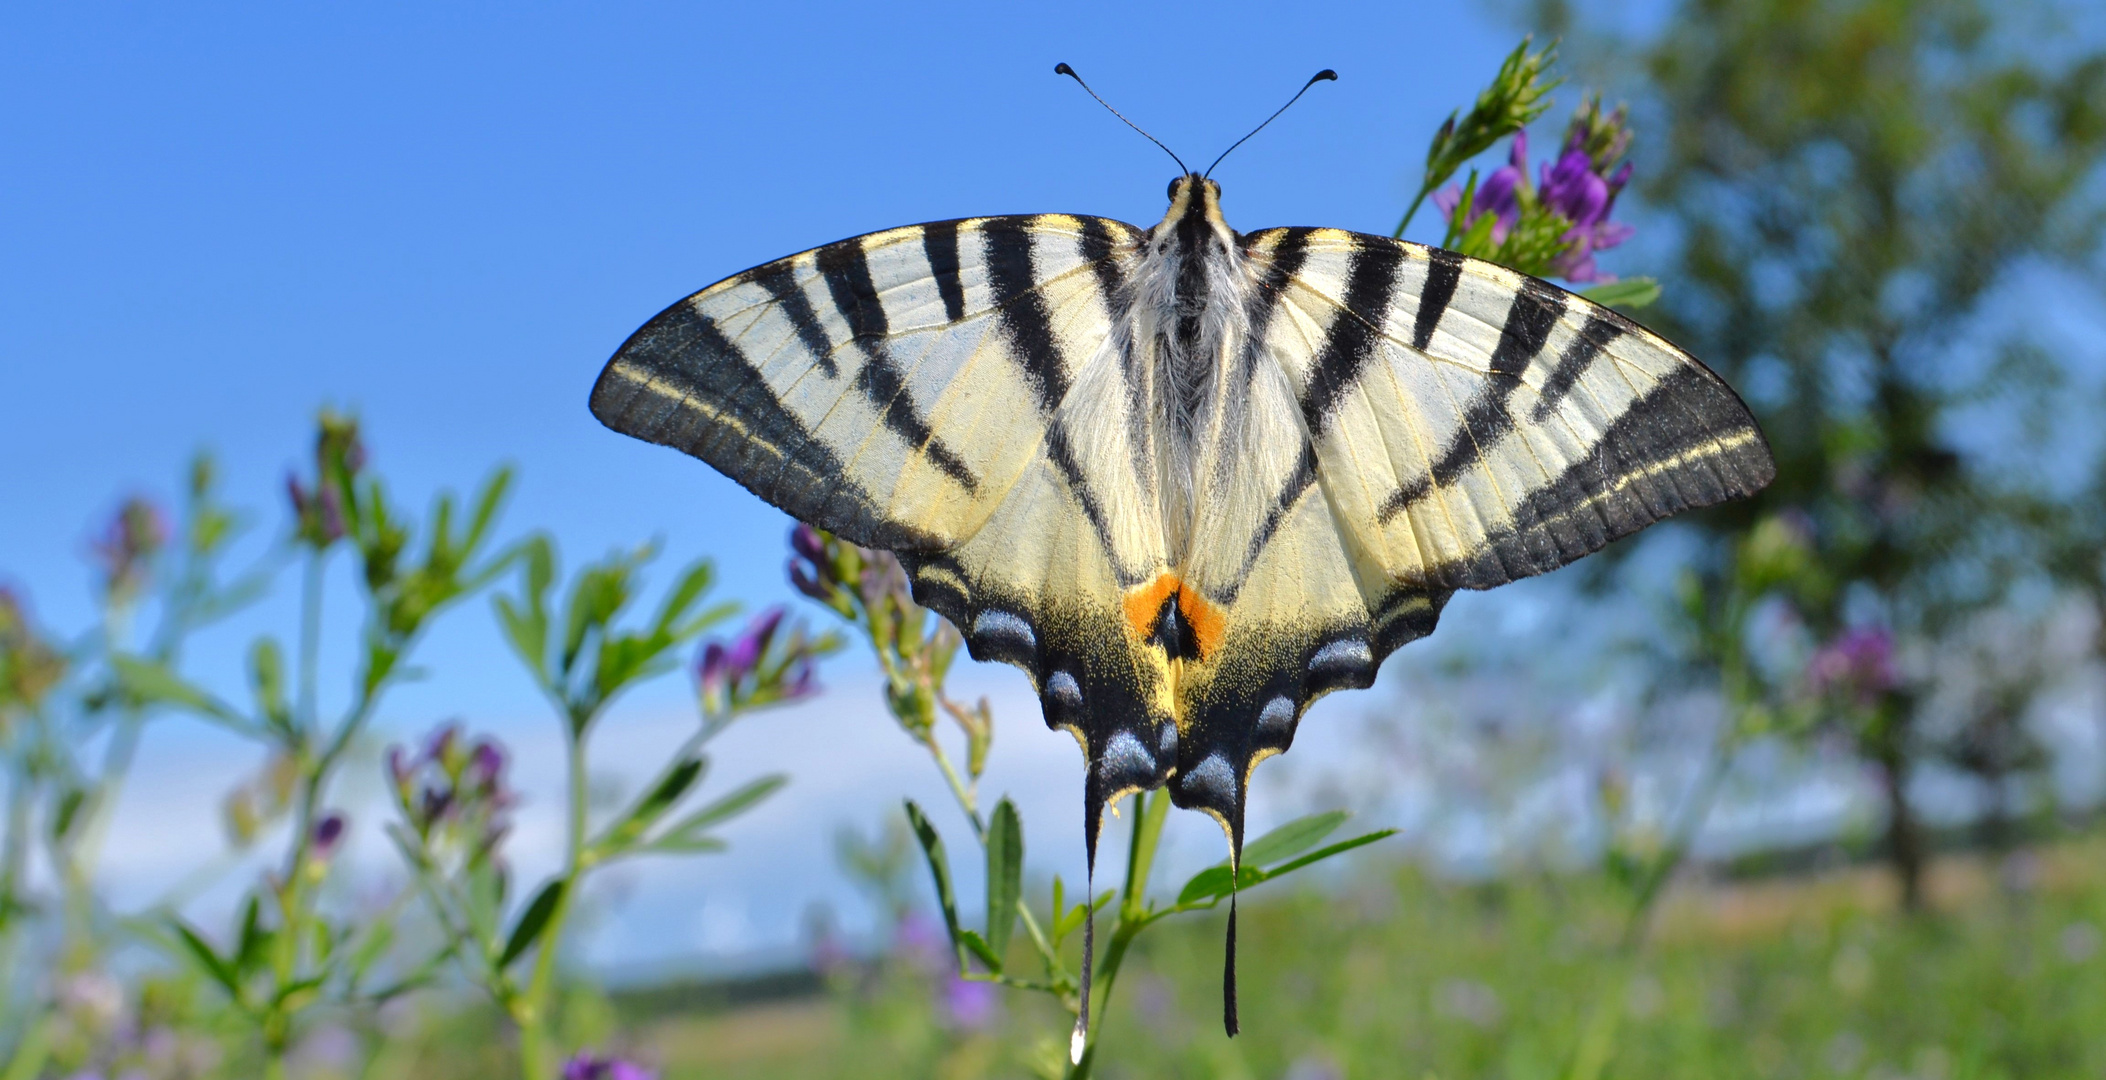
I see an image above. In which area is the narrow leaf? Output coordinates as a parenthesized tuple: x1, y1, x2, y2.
(461, 466, 514, 554)
(959, 928, 1001, 971)
(499, 879, 566, 970)
(596, 755, 706, 854)
(659, 774, 786, 841)
(1176, 865, 1254, 907)
(248, 638, 291, 734)
(638, 835, 728, 856)
(112, 655, 255, 734)
(649, 559, 717, 639)
(235, 895, 267, 976)
(1242, 810, 1348, 868)
(167, 918, 242, 1002)
(984, 798, 1023, 963)
(1255, 828, 1398, 881)
(902, 800, 964, 960)
(1577, 277, 1661, 310)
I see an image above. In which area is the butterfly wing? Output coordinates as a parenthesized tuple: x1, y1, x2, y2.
(591, 214, 1185, 838)
(1158, 226, 1774, 826)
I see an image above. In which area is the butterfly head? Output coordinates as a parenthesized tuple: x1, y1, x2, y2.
(1159, 173, 1232, 245)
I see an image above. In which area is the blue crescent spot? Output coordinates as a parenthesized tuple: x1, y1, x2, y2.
(1047, 670, 1084, 711)
(1157, 723, 1179, 757)
(1309, 638, 1372, 673)
(1183, 753, 1236, 805)
(1257, 696, 1296, 740)
(1099, 731, 1155, 780)
(973, 610, 1037, 652)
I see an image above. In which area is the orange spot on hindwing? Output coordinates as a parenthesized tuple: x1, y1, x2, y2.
(1122, 573, 1225, 662)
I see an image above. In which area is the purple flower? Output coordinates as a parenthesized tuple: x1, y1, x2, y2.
(1434, 129, 1528, 244)
(788, 523, 848, 605)
(697, 640, 730, 701)
(290, 412, 364, 548)
(90, 497, 169, 601)
(727, 608, 784, 674)
(561, 1052, 656, 1080)
(387, 722, 514, 857)
(942, 974, 999, 1030)
(1430, 99, 1639, 285)
(1541, 111, 1637, 283)
(312, 812, 347, 861)
(1808, 627, 1899, 707)
(695, 607, 825, 719)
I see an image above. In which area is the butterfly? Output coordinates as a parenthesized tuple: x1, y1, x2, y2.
(590, 65, 1773, 1048)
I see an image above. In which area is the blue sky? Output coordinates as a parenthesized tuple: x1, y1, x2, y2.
(0, 1, 1641, 966)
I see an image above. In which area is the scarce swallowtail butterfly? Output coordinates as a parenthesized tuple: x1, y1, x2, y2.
(590, 65, 1774, 1049)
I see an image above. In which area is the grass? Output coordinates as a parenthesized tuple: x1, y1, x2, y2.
(392, 838, 2106, 1080)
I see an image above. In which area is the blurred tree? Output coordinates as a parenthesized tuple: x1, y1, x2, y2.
(1544, 0, 2106, 907)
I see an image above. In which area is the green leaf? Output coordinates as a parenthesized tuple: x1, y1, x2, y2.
(1242, 810, 1348, 868)
(1175, 865, 1252, 907)
(657, 774, 786, 843)
(650, 559, 718, 639)
(638, 835, 729, 856)
(1174, 828, 1399, 906)
(347, 917, 396, 984)
(234, 895, 269, 976)
(959, 928, 1001, 971)
(248, 637, 292, 735)
(49, 786, 86, 843)
(167, 917, 242, 1002)
(1259, 829, 1397, 880)
(902, 800, 964, 962)
(499, 879, 566, 970)
(461, 466, 514, 557)
(112, 655, 256, 735)
(984, 798, 1023, 964)
(596, 754, 707, 855)
(1577, 277, 1661, 310)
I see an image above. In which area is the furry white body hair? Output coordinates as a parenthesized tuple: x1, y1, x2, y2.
(1120, 178, 1255, 562)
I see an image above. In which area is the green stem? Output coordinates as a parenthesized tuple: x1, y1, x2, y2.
(1393, 185, 1434, 240)
(519, 723, 592, 1080)
(924, 732, 982, 838)
(297, 553, 324, 733)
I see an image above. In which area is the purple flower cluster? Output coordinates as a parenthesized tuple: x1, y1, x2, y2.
(385, 723, 513, 858)
(287, 412, 366, 549)
(788, 523, 839, 605)
(89, 496, 169, 602)
(1808, 627, 1899, 707)
(696, 606, 825, 719)
(560, 1051, 656, 1080)
(1431, 99, 1637, 284)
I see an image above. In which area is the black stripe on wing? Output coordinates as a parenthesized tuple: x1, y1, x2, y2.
(589, 302, 941, 553)
(1299, 242, 1407, 437)
(1430, 362, 1775, 589)
(1377, 278, 1566, 524)
(813, 238, 980, 493)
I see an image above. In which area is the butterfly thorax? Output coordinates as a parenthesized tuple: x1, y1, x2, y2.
(1133, 174, 1253, 561)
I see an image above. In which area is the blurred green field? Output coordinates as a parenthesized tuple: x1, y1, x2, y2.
(394, 839, 2106, 1080)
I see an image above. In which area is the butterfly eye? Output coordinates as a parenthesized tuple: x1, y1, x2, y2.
(1166, 177, 1180, 202)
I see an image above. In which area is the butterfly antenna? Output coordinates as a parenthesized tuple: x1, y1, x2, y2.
(1055, 62, 1189, 174)
(1203, 69, 1338, 179)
